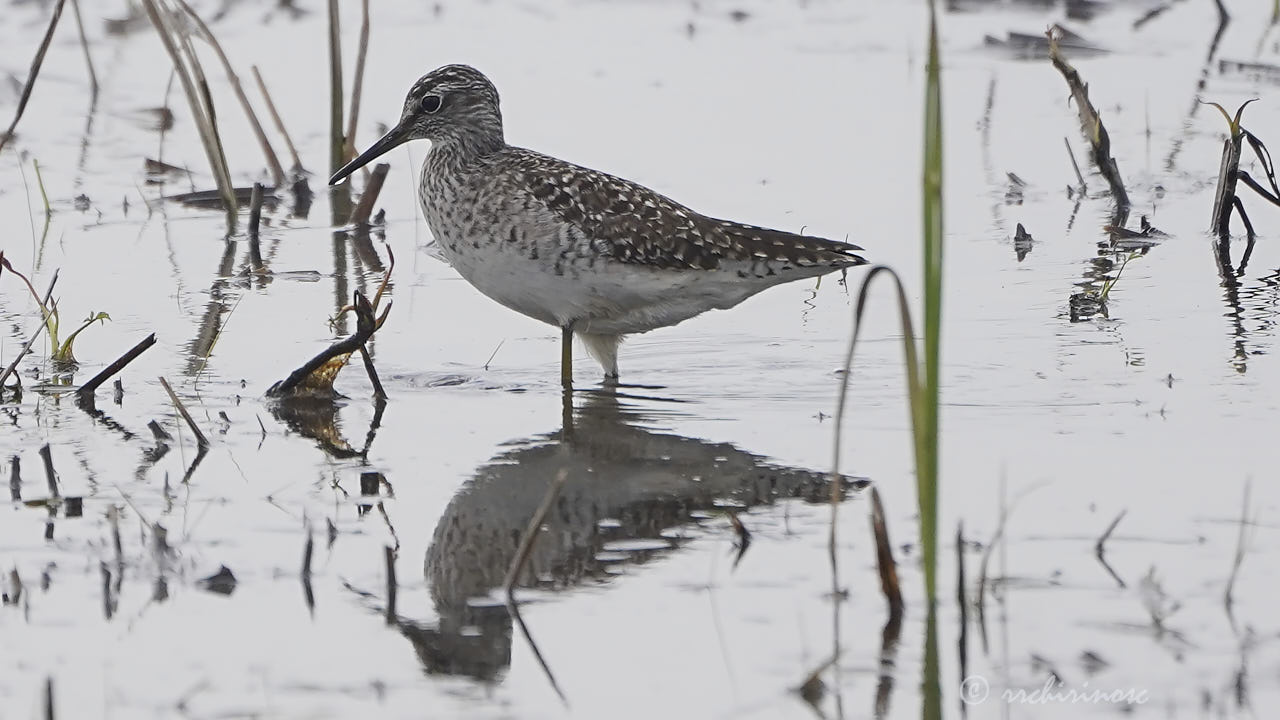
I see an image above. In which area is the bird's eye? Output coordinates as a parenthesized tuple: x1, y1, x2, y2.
(420, 94, 442, 114)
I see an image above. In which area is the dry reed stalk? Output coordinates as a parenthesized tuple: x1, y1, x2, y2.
(327, 0, 344, 176)
(69, 0, 98, 101)
(158, 376, 209, 450)
(140, 0, 237, 230)
(0, 0, 68, 155)
(175, 0, 285, 187)
(344, 0, 371, 166)
(251, 66, 304, 174)
(1048, 29, 1128, 207)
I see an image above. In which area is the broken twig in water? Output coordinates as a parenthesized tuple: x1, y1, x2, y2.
(502, 470, 572, 707)
(869, 486, 904, 621)
(504, 469, 569, 597)
(0, 271, 58, 390)
(350, 162, 390, 225)
(267, 292, 390, 398)
(158, 376, 209, 450)
(508, 585, 569, 705)
(384, 545, 397, 624)
(247, 183, 266, 271)
(38, 444, 59, 498)
(0, 0, 67, 155)
(248, 182, 265, 240)
(359, 346, 387, 400)
(76, 333, 156, 397)
(1048, 28, 1128, 208)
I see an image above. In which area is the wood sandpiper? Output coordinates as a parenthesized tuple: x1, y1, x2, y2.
(330, 64, 867, 389)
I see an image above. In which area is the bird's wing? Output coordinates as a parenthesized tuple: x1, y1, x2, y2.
(500, 148, 866, 271)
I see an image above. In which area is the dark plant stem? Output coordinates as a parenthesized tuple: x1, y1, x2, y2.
(76, 333, 156, 397)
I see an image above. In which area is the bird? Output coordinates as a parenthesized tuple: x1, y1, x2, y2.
(330, 64, 866, 389)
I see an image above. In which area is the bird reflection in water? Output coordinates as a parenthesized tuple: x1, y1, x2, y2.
(398, 388, 865, 682)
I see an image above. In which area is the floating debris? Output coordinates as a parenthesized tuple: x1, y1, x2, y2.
(985, 23, 1104, 58)
(197, 565, 238, 595)
(165, 186, 280, 210)
(144, 157, 188, 177)
(1104, 215, 1169, 249)
(1013, 222, 1034, 261)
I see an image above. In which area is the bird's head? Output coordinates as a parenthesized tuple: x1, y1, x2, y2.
(330, 64, 503, 185)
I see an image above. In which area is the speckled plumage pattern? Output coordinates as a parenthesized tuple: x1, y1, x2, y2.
(333, 64, 867, 381)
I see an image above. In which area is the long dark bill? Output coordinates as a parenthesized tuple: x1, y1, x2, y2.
(329, 122, 412, 185)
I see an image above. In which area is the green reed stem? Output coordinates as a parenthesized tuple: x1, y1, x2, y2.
(919, 4, 944, 718)
(918, 0, 943, 607)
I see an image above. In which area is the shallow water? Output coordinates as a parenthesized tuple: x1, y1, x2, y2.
(2, 0, 1279, 718)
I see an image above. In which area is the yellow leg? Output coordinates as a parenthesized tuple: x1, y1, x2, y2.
(561, 326, 573, 390)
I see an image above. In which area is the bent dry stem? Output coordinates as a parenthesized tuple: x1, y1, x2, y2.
(1048, 28, 1129, 209)
(827, 5, 942, 717)
(140, 0, 237, 231)
(1206, 100, 1280, 241)
(174, 0, 286, 187)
